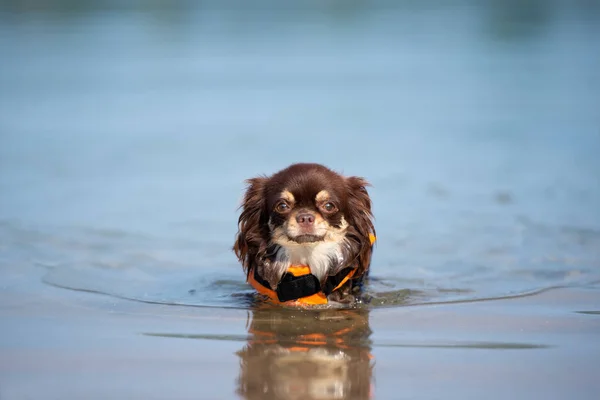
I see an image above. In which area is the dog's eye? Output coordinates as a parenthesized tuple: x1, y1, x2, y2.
(322, 202, 337, 213)
(275, 202, 290, 213)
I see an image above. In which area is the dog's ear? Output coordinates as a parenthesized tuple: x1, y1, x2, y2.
(346, 176, 375, 239)
(345, 176, 375, 274)
(233, 177, 268, 274)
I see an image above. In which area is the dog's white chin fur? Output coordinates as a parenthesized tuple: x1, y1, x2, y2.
(274, 240, 345, 284)
(268, 219, 349, 287)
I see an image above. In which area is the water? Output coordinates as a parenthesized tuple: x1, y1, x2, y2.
(1, 1, 599, 310)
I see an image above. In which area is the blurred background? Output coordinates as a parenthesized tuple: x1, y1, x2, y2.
(1, 0, 599, 306)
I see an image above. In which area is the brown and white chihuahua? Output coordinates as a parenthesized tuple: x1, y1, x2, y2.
(234, 163, 375, 303)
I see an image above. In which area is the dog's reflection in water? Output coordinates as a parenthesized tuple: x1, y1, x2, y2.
(236, 307, 374, 400)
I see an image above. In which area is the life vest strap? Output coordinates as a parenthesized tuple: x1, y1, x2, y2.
(251, 265, 355, 303)
(322, 267, 354, 296)
(276, 272, 321, 302)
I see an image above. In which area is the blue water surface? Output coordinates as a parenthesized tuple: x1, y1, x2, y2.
(0, 1, 599, 308)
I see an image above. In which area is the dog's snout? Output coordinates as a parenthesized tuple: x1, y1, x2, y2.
(296, 212, 315, 226)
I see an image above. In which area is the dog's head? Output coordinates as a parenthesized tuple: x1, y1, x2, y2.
(234, 163, 375, 291)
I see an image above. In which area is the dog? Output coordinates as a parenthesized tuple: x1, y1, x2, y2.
(233, 163, 375, 304)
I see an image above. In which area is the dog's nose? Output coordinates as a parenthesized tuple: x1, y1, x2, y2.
(296, 213, 315, 226)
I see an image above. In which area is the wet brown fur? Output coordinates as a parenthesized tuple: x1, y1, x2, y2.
(233, 163, 375, 302)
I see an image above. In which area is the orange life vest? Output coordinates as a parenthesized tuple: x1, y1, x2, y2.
(247, 234, 376, 305)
